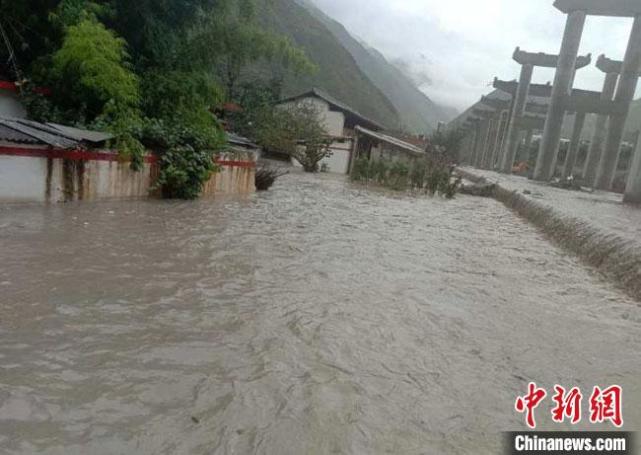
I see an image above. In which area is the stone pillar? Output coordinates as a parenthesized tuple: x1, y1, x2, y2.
(596, 16, 641, 191)
(562, 112, 586, 179)
(533, 10, 587, 181)
(500, 64, 533, 173)
(583, 72, 618, 186)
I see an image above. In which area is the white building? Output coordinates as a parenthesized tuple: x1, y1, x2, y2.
(277, 88, 384, 174)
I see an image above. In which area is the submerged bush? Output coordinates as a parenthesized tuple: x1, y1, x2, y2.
(146, 120, 223, 199)
(351, 157, 370, 182)
(350, 156, 461, 198)
(255, 166, 288, 191)
(388, 161, 409, 190)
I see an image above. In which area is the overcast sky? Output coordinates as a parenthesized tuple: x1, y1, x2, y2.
(309, 0, 638, 112)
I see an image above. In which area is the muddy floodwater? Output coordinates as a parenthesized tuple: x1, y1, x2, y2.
(1, 173, 641, 454)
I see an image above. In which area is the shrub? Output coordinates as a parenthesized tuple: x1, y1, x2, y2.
(388, 161, 409, 190)
(371, 159, 389, 185)
(145, 120, 224, 199)
(351, 157, 370, 182)
(255, 166, 288, 191)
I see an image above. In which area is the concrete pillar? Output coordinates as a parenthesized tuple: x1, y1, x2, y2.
(497, 104, 514, 168)
(533, 10, 587, 181)
(483, 117, 500, 169)
(500, 64, 533, 173)
(595, 16, 641, 191)
(583, 72, 618, 186)
(624, 133, 641, 203)
(472, 122, 483, 168)
(474, 120, 490, 168)
(562, 112, 586, 179)
(524, 129, 534, 148)
(523, 129, 535, 163)
(479, 119, 493, 169)
(490, 110, 509, 170)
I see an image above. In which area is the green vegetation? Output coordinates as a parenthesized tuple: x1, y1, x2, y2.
(429, 128, 467, 164)
(352, 132, 462, 197)
(251, 103, 332, 172)
(297, 0, 457, 132)
(256, 0, 401, 129)
(351, 155, 461, 198)
(1, 0, 313, 198)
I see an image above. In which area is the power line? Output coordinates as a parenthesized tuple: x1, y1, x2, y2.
(0, 18, 21, 81)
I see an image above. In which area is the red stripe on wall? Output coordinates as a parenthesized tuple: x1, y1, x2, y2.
(0, 146, 256, 168)
(215, 159, 256, 169)
(0, 81, 16, 91)
(0, 146, 158, 164)
(0, 81, 51, 95)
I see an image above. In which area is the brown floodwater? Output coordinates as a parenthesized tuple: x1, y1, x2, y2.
(1, 172, 640, 454)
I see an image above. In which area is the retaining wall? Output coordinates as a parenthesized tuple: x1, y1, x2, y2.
(458, 168, 641, 301)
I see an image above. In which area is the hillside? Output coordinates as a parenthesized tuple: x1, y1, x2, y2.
(297, 0, 457, 132)
(258, 0, 401, 129)
(257, 0, 456, 133)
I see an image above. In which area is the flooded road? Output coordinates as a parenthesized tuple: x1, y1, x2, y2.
(1, 173, 641, 454)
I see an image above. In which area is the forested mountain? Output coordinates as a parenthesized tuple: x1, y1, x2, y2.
(293, 0, 457, 132)
(250, 0, 457, 132)
(256, 0, 401, 129)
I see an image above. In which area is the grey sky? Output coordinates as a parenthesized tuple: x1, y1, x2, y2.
(309, 0, 638, 112)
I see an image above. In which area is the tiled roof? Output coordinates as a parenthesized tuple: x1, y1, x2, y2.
(0, 117, 113, 149)
(278, 88, 384, 131)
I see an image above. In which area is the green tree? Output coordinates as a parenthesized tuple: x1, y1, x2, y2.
(50, 17, 140, 122)
(253, 103, 332, 172)
(187, 0, 316, 100)
(429, 127, 466, 164)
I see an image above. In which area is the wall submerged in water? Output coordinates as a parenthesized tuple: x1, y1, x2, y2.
(204, 151, 257, 196)
(0, 146, 257, 204)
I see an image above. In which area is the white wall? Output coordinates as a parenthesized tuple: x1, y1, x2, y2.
(278, 97, 346, 137)
(0, 155, 48, 202)
(0, 91, 27, 118)
(291, 139, 353, 174)
(0, 152, 156, 203)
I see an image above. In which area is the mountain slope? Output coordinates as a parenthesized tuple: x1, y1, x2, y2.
(294, 0, 457, 132)
(258, 0, 400, 129)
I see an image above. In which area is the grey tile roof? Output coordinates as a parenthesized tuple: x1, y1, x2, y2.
(0, 117, 113, 149)
(355, 126, 425, 155)
(278, 88, 384, 131)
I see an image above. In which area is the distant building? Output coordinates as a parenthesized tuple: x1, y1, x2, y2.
(276, 88, 384, 174)
(351, 126, 425, 174)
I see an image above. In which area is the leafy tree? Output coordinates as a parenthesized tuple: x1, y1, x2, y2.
(429, 127, 466, 164)
(187, 0, 316, 100)
(144, 119, 224, 199)
(253, 103, 332, 172)
(0, 0, 315, 198)
(51, 17, 140, 122)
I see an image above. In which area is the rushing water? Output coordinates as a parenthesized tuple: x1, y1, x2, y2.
(1, 173, 640, 455)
